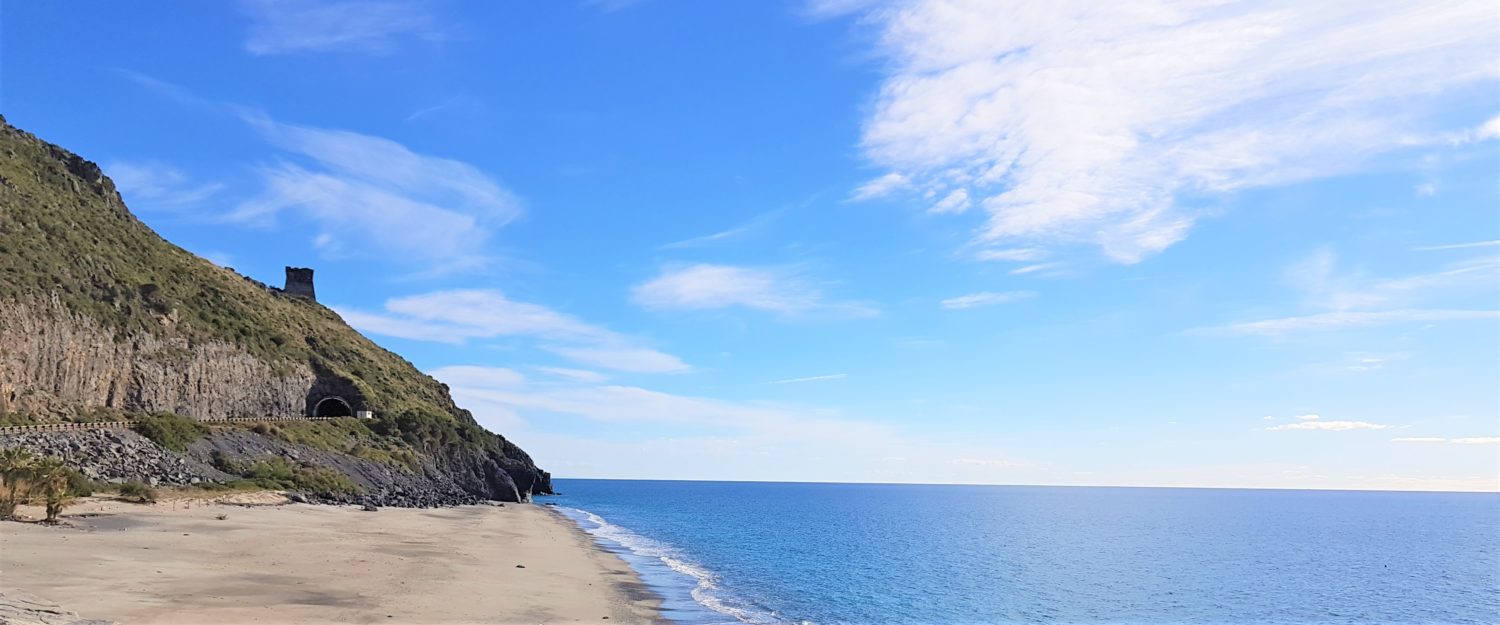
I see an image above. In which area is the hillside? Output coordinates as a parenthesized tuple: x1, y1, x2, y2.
(0, 116, 550, 503)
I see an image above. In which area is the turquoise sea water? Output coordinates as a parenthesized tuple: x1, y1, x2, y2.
(548, 480, 1499, 625)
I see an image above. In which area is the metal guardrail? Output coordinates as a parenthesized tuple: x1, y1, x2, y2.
(0, 416, 348, 435)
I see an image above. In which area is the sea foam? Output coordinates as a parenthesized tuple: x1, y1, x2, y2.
(556, 506, 793, 625)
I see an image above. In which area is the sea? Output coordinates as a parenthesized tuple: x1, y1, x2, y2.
(548, 479, 1500, 625)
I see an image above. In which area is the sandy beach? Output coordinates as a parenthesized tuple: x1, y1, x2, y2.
(0, 493, 662, 624)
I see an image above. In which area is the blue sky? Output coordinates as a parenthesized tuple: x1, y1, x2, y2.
(4, 0, 1497, 491)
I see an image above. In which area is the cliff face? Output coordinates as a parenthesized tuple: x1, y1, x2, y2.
(0, 116, 551, 502)
(1, 296, 316, 419)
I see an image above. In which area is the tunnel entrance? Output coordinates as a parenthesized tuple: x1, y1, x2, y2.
(312, 396, 353, 418)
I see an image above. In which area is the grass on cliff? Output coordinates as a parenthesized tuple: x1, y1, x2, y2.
(242, 420, 421, 471)
(132, 412, 207, 452)
(209, 452, 361, 497)
(0, 119, 465, 418)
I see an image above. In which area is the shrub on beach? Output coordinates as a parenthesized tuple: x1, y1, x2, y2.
(0, 449, 86, 522)
(0, 448, 35, 519)
(117, 480, 158, 504)
(132, 412, 207, 452)
(211, 454, 362, 498)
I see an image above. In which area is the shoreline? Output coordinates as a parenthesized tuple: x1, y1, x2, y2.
(0, 493, 665, 624)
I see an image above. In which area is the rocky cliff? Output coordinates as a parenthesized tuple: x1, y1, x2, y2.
(0, 116, 551, 503)
(1, 296, 316, 419)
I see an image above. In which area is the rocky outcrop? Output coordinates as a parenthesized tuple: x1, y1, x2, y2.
(0, 297, 315, 420)
(0, 591, 117, 625)
(0, 429, 232, 486)
(0, 428, 541, 507)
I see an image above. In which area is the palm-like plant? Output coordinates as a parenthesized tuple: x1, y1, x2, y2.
(0, 448, 36, 519)
(30, 457, 75, 523)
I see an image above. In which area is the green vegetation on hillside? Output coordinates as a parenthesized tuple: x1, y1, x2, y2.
(0, 118, 537, 472)
(132, 413, 207, 451)
(208, 452, 362, 497)
(0, 117, 465, 420)
(245, 419, 421, 470)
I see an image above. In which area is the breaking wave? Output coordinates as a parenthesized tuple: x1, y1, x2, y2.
(555, 506, 799, 625)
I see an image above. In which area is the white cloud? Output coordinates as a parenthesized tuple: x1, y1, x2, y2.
(659, 209, 783, 250)
(1424, 113, 1500, 146)
(1296, 414, 1321, 421)
(337, 289, 688, 373)
(975, 248, 1045, 262)
(825, 0, 1497, 262)
(632, 264, 877, 317)
(231, 115, 520, 271)
(1452, 437, 1500, 445)
(442, 372, 1033, 483)
(542, 346, 691, 375)
(202, 252, 235, 268)
(929, 189, 971, 214)
(769, 373, 849, 384)
(533, 366, 609, 383)
(377, 290, 612, 342)
(1478, 115, 1500, 141)
(1223, 309, 1499, 336)
(1214, 249, 1500, 336)
(1268, 420, 1390, 431)
(1393, 436, 1500, 445)
(953, 458, 1030, 468)
(333, 307, 471, 344)
(427, 365, 526, 388)
(239, 0, 443, 55)
(104, 161, 224, 209)
(1009, 262, 1062, 276)
(1415, 240, 1500, 251)
(1283, 248, 1500, 312)
(850, 172, 911, 201)
(940, 290, 1035, 309)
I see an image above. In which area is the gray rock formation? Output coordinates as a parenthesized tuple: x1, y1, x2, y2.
(0, 591, 116, 625)
(0, 297, 315, 420)
(0, 428, 231, 486)
(0, 428, 539, 506)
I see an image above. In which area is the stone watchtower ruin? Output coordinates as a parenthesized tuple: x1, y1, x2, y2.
(284, 267, 316, 301)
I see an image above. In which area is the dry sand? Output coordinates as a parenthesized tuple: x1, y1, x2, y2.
(0, 493, 663, 624)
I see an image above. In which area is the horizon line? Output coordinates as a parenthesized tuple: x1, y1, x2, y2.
(544, 476, 1500, 495)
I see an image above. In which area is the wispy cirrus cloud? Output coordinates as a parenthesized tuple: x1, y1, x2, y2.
(103, 161, 224, 210)
(120, 73, 518, 274)
(426, 365, 526, 388)
(659, 208, 785, 250)
(541, 346, 690, 375)
(826, 0, 1498, 263)
(1268, 418, 1390, 432)
(231, 114, 521, 272)
(1211, 248, 1500, 336)
(940, 290, 1035, 310)
(975, 248, 1044, 262)
(769, 373, 848, 385)
(1393, 436, 1500, 445)
(533, 366, 609, 383)
(336, 289, 689, 374)
(238, 0, 445, 55)
(431, 365, 1032, 483)
(1414, 240, 1500, 252)
(1225, 309, 1500, 337)
(632, 264, 878, 317)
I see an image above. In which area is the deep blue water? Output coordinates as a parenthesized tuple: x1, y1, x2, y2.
(548, 480, 1500, 625)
